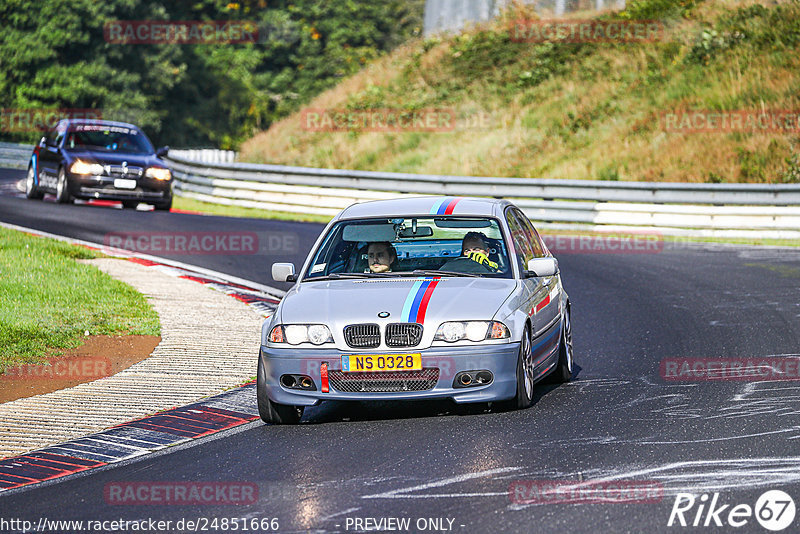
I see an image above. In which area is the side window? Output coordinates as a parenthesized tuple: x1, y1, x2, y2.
(506, 208, 534, 273)
(514, 209, 545, 257)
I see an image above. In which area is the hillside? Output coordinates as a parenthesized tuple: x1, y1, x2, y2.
(240, 0, 800, 183)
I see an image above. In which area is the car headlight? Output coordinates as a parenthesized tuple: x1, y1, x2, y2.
(145, 167, 171, 180)
(269, 324, 333, 345)
(70, 160, 104, 175)
(434, 321, 510, 342)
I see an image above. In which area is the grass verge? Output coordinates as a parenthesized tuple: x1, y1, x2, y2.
(172, 195, 333, 224)
(0, 227, 160, 373)
(240, 0, 800, 183)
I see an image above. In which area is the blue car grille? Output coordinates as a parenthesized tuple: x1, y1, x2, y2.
(106, 165, 143, 178)
(329, 369, 439, 393)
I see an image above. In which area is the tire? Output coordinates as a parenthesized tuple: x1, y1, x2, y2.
(548, 306, 574, 383)
(55, 167, 73, 204)
(122, 200, 139, 209)
(504, 324, 534, 410)
(257, 357, 303, 424)
(25, 165, 43, 200)
(154, 197, 172, 211)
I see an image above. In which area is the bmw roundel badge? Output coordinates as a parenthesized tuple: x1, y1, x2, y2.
(378, 311, 390, 318)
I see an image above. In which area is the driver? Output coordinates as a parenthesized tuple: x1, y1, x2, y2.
(439, 232, 498, 273)
(461, 232, 498, 270)
(367, 241, 397, 273)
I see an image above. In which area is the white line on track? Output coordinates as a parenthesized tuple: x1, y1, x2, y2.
(361, 467, 522, 499)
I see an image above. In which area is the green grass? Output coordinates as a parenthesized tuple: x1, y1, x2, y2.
(172, 195, 333, 224)
(240, 0, 800, 183)
(0, 227, 160, 373)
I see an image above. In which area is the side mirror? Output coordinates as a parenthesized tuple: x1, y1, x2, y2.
(45, 137, 57, 148)
(39, 136, 47, 147)
(525, 257, 558, 278)
(156, 146, 169, 157)
(272, 262, 296, 282)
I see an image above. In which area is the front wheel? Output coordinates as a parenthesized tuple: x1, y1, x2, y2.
(548, 307, 574, 383)
(257, 357, 303, 424)
(504, 324, 534, 410)
(25, 165, 43, 200)
(55, 167, 73, 204)
(153, 197, 172, 211)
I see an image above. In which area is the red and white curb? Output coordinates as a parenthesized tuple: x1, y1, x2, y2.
(0, 384, 259, 493)
(0, 222, 288, 493)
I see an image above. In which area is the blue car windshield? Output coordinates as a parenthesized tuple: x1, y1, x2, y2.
(66, 124, 154, 155)
(304, 217, 512, 279)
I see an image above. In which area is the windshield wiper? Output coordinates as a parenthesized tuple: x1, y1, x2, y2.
(306, 273, 372, 281)
(412, 269, 481, 278)
(305, 272, 402, 281)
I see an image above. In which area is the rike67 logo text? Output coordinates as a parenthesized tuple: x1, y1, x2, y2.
(668, 490, 795, 531)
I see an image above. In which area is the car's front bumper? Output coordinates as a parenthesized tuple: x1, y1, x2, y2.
(67, 173, 172, 202)
(260, 343, 520, 406)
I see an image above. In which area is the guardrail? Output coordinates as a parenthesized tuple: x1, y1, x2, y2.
(166, 150, 800, 238)
(3, 143, 799, 238)
(0, 142, 33, 170)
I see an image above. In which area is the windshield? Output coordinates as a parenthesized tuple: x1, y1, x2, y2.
(65, 124, 154, 155)
(303, 217, 512, 280)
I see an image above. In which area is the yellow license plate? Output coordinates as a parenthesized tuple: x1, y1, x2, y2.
(342, 353, 422, 373)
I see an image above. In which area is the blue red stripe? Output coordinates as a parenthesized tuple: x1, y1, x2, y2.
(430, 197, 462, 215)
(402, 278, 441, 323)
(443, 198, 460, 214)
(415, 279, 440, 323)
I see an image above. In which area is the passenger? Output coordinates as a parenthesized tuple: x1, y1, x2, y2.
(367, 241, 397, 273)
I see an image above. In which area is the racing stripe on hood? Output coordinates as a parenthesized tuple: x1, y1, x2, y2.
(401, 278, 441, 323)
(430, 197, 462, 215)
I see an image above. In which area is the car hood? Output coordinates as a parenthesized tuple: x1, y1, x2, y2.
(64, 149, 163, 167)
(280, 277, 517, 327)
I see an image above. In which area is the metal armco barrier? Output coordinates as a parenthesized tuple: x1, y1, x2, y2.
(4, 143, 799, 237)
(165, 150, 800, 238)
(0, 142, 33, 170)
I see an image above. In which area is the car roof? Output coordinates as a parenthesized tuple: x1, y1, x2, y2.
(336, 196, 513, 220)
(59, 118, 142, 130)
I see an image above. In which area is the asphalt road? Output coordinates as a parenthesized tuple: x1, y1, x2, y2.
(2, 167, 800, 533)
